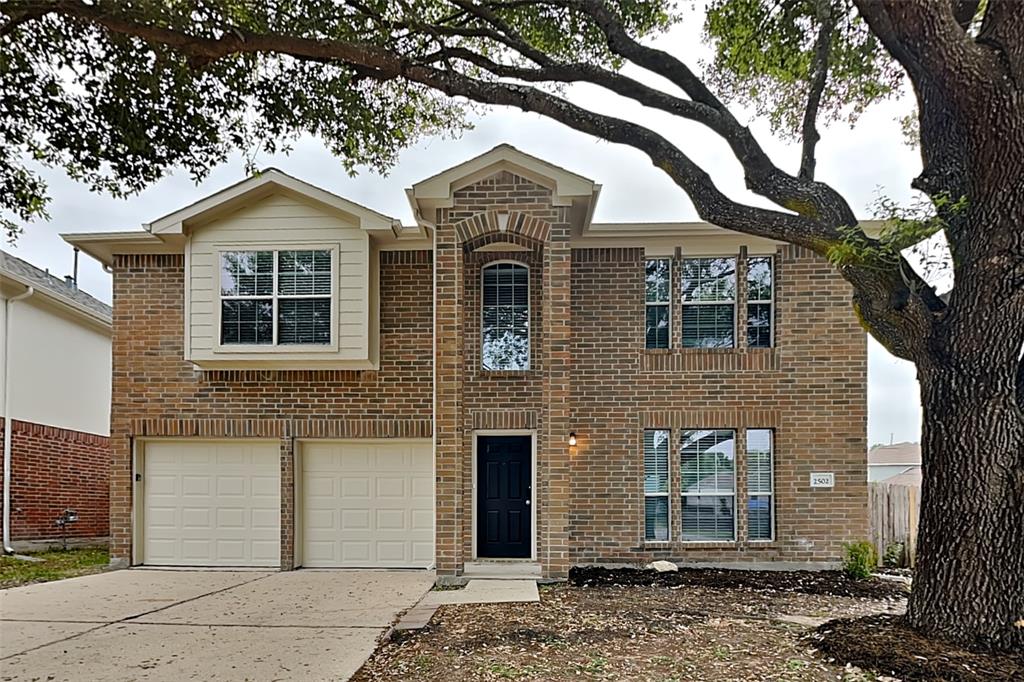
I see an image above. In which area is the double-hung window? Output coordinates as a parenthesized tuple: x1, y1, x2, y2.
(645, 259, 671, 349)
(219, 249, 332, 346)
(681, 429, 736, 541)
(681, 258, 736, 348)
(746, 429, 774, 540)
(643, 430, 670, 541)
(746, 257, 773, 348)
(481, 262, 530, 370)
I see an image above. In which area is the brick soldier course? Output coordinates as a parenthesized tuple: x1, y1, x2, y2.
(91, 146, 866, 578)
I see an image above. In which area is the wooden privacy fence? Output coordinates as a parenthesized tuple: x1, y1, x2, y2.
(868, 482, 920, 567)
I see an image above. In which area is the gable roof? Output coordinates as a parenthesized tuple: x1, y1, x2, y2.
(148, 168, 400, 234)
(409, 143, 598, 208)
(868, 442, 921, 466)
(0, 249, 112, 327)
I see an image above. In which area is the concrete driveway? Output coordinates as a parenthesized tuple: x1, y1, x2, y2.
(0, 568, 434, 681)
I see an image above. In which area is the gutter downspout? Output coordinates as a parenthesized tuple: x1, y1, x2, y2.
(3, 285, 34, 555)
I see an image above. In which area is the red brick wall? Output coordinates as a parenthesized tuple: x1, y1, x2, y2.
(568, 246, 867, 565)
(0, 420, 109, 541)
(108, 171, 866, 575)
(108, 250, 434, 565)
(435, 171, 575, 575)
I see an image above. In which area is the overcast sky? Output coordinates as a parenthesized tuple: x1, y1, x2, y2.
(3, 12, 923, 446)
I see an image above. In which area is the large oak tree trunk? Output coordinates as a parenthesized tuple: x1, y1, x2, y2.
(908, 355, 1024, 651)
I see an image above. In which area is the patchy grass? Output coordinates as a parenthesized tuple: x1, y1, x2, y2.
(353, 581, 903, 681)
(0, 547, 109, 588)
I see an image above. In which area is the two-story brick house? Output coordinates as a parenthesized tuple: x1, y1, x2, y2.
(66, 145, 867, 579)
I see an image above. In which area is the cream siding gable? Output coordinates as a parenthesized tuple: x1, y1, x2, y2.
(186, 193, 376, 368)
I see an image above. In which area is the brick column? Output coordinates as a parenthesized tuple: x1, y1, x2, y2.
(279, 434, 295, 570)
(108, 258, 134, 567)
(434, 219, 464, 575)
(540, 216, 573, 577)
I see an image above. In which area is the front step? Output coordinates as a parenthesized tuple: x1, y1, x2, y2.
(462, 561, 542, 580)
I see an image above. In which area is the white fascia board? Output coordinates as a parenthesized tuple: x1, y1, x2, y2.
(148, 169, 398, 234)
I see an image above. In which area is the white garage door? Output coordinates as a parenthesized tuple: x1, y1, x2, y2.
(143, 440, 280, 567)
(301, 440, 433, 568)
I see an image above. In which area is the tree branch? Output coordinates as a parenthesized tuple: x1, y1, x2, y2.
(564, 0, 857, 225)
(951, 0, 981, 32)
(976, 0, 1024, 83)
(798, 0, 835, 181)
(854, 0, 1000, 90)
(2, 0, 941, 358)
(2, 0, 839, 248)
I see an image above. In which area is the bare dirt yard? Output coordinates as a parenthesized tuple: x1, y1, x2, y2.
(354, 569, 911, 682)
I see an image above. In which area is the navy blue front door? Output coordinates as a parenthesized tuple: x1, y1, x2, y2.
(477, 436, 532, 558)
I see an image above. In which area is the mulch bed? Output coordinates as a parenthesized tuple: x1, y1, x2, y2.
(813, 614, 1024, 681)
(354, 581, 903, 681)
(569, 565, 909, 600)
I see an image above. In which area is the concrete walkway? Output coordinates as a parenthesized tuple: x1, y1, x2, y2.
(421, 579, 539, 605)
(0, 568, 434, 681)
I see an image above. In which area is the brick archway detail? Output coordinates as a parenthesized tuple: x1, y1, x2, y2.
(453, 210, 551, 245)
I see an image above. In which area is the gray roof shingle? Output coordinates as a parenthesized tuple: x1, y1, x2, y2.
(0, 249, 111, 323)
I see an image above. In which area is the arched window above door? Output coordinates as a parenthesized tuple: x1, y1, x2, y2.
(481, 262, 530, 371)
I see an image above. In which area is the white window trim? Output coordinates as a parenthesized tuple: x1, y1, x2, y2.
(645, 258, 672, 349)
(643, 429, 671, 544)
(746, 256, 774, 348)
(680, 256, 738, 349)
(213, 243, 340, 354)
(680, 428, 738, 543)
(747, 429, 775, 542)
(480, 260, 531, 371)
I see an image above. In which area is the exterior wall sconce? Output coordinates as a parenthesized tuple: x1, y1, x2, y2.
(568, 432, 577, 446)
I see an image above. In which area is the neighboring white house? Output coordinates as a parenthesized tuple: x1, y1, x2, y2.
(1, 249, 112, 547)
(867, 442, 921, 483)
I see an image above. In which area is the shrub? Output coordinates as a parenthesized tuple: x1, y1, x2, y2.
(842, 541, 878, 579)
(883, 542, 905, 568)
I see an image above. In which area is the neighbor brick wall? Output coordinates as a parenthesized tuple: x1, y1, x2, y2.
(0, 420, 109, 541)
(108, 250, 434, 566)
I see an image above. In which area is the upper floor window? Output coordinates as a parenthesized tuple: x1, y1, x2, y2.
(219, 249, 332, 346)
(747, 257, 773, 348)
(681, 257, 736, 348)
(645, 259, 671, 349)
(481, 262, 529, 370)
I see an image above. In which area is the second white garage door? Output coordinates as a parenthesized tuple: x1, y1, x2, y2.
(301, 440, 434, 568)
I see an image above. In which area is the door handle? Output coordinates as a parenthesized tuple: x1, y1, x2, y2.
(525, 499, 531, 506)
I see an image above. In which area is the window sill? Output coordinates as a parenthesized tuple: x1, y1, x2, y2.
(640, 347, 779, 372)
(214, 345, 338, 354)
(478, 369, 533, 378)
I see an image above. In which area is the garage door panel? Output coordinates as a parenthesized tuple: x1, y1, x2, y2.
(376, 478, 406, 498)
(143, 440, 280, 567)
(341, 478, 370, 498)
(301, 440, 433, 568)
